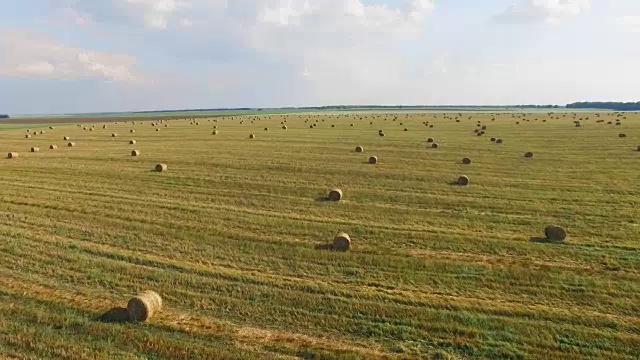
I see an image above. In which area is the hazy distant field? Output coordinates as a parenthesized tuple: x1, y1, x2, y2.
(0, 111, 638, 359)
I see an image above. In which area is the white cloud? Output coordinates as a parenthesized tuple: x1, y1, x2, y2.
(493, 0, 591, 24)
(0, 29, 143, 83)
(617, 16, 640, 33)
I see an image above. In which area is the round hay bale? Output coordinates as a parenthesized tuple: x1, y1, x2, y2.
(7, 152, 18, 159)
(129, 140, 137, 145)
(457, 175, 469, 186)
(103, 125, 107, 129)
(67, 142, 75, 147)
(328, 188, 343, 202)
(49, 126, 54, 130)
(462, 157, 471, 165)
(31, 147, 40, 153)
(49, 145, 57, 150)
(282, 125, 287, 130)
(112, 133, 118, 137)
(212, 130, 219, 135)
(490, 137, 496, 142)
(427, 138, 434, 143)
(264, 128, 269, 131)
(90, 128, 94, 131)
(404, 128, 408, 131)
(249, 134, 255, 139)
(155, 163, 167, 172)
(156, 128, 160, 132)
(379, 132, 385, 137)
(431, 143, 439, 149)
(368, 156, 378, 164)
(355, 146, 364, 153)
(130, 129, 135, 133)
(619, 133, 626, 138)
(64, 136, 70, 141)
(40, 131, 45, 134)
(516, 122, 520, 124)
(481, 126, 487, 130)
(333, 233, 351, 252)
(545, 225, 567, 242)
(637, 145, 640, 152)
(524, 152, 534, 158)
(25, 134, 31, 139)
(131, 150, 140, 157)
(429, 125, 434, 128)
(350, 124, 354, 127)
(496, 139, 503, 144)
(127, 290, 163, 322)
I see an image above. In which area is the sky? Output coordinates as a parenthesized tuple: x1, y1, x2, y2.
(1, 0, 639, 114)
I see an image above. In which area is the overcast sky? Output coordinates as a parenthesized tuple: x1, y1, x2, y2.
(1, 0, 639, 114)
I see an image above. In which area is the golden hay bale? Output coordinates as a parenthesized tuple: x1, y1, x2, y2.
(496, 139, 503, 144)
(619, 133, 626, 138)
(524, 152, 534, 158)
(462, 157, 471, 165)
(331, 124, 335, 127)
(164, 124, 168, 127)
(90, 128, 94, 131)
(212, 130, 219, 135)
(155, 163, 167, 172)
(490, 137, 496, 142)
(333, 233, 351, 252)
(129, 140, 137, 145)
(7, 152, 18, 159)
(50, 145, 58, 150)
(112, 133, 118, 137)
(368, 156, 378, 164)
(328, 188, 343, 202)
(103, 125, 107, 129)
(249, 134, 255, 139)
(64, 136, 70, 140)
(68, 142, 75, 147)
(427, 138, 434, 143)
(404, 128, 408, 131)
(264, 128, 269, 131)
(545, 225, 567, 242)
(457, 175, 469, 186)
(355, 146, 364, 153)
(282, 125, 288, 130)
(379, 132, 385, 137)
(131, 150, 140, 157)
(431, 143, 439, 149)
(156, 128, 160, 132)
(25, 134, 31, 139)
(40, 131, 45, 134)
(130, 129, 135, 133)
(49, 126, 55, 129)
(481, 125, 487, 130)
(127, 290, 163, 322)
(31, 147, 40, 153)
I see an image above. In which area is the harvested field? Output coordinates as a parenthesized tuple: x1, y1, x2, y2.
(0, 111, 638, 360)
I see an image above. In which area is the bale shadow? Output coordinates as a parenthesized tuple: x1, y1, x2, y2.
(96, 307, 130, 323)
(314, 243, 334, 251)
(315, 196, 330, 202)
(529, 236, 565, 244)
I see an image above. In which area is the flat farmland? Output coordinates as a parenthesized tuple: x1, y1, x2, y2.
(0, 112, 638, 359)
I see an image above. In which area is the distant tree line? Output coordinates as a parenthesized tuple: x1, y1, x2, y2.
(0, 114, 9, 119)
(566, 102, 640, 111)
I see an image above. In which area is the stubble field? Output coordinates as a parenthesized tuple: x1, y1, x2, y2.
(0, 111, 638, 359)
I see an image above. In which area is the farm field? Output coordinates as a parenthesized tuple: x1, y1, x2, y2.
(0, 111, 639, 359)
